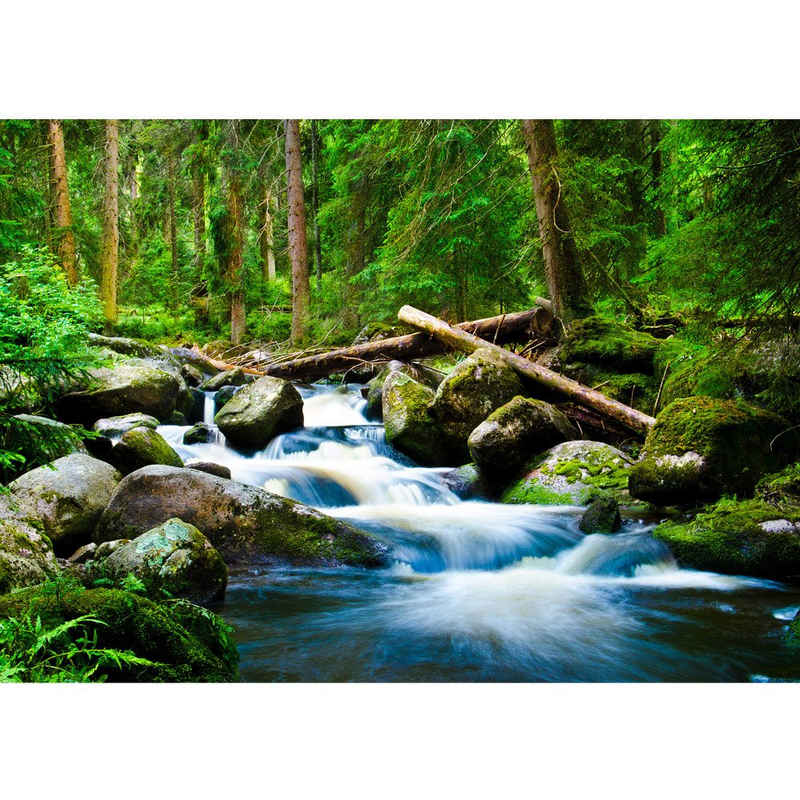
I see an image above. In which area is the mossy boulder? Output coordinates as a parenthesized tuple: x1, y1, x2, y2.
(99, 518, 227, 604)
(468, 396, 577, 486)
(653, 497, 800, 579)
(215, 376, 303, 450)
(0, 498, 59, 594)
(560, 316, 660, 373)
(87, 333, 165, 359)
(440, 463, 489, 499)
(93, 412, 160, 438)
(430, 348, 525, 463)
(364, 361, 440, 421)
(183, 423, 214, 445)
(382, 371, 448, 466)
(0, 585, 238, 682)
(756, 463, 800, 506)
(628, 397, 798, 506)
(579, 494, 622, 534)
(112, 426, 183, 475)
(201, 368, 248, 391)
(501, 440, 634, 506)
(55, 363, 180, 424)
(93, 465, 389, 568)
(8, 454, 122, 554)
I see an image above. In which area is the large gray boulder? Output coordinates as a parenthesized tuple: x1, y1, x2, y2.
(55, 363, 180, 424)
(93, 412, 160, 438)
(468, 396, 577, 485)
(430, 348, 525, 462)
(8, 453, 121, 553)
(99, 518, 227, 604)
(94, 465, 388, 568)
(87, 333, 165, 359)
(628, 397, 799, 506)
(382, 371, 450, 466)
(112, 426, 183, 474)
(214, 376, 303, 449)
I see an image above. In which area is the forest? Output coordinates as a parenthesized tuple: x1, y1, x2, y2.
(1, 118, 799, 683)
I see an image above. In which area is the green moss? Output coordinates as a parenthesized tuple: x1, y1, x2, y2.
(501, 481, 574, 505)
(561, 316, 660, 373)
(653, 497, 800, 578)
(756, 463, 800, 508)
(0, 585, 239, 681)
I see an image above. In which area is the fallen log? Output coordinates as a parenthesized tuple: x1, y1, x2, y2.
(397, 304, 656, 436)
(257, 307, 548, 382)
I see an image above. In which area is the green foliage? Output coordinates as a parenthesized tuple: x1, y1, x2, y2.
(0, 574, 158, 682)
(0, 246, 101, 476)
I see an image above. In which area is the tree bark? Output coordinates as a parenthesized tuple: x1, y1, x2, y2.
(192, 163, 205, 283)
(259, 307, 544, 382)
(226, 151, 246, 346)
(311, 119, 322, 288)
(521, 119, 590, 323)
(100, 120, 119, 331)
(261, 184, 276, 282)
(47, 120, 78, 286)
(167, 151, 179, 307)
(284, 120, 310, 344)
(398, 304, 655, 435)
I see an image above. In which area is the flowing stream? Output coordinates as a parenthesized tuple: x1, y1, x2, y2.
(159, 383, 800, 682)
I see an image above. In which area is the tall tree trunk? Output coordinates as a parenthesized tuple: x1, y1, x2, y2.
(167, 152, 179, 308)
(284, 119, 310, 345)
(100, 120, 119, 332)
(521, 119, 590, 323)
(311, 119, 322, 288)
(47, 120, 78, 286)
(649, 120, 667, 237)
(191, 123, 207, 283)
(226, 141, 246, 346)
(261, 184, 276, 282)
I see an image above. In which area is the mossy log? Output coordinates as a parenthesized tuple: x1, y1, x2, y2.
(398, 305, 656, 436)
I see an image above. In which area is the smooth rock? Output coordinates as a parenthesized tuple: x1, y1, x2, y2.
(112, 426, 183, 474)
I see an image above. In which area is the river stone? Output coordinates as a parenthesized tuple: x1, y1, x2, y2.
(502, 440, 634, 506)
(201, 368, 247, 391)
(184, 460, 232, 479)
(8, 453, 122, 553)
(653, 497, 800, 579)
(628, 397, 799, 506)
(94, 465, 389, 568)
(67, 542, 97, 564)
(183, 423, 214, 445)
(55, 363, 180, 424)
(468, 396, 578, 486)
(0, 495, 59, 593)
(181, 363, 204, 387)
(382, 371, 449, 466)
(112, 426, 183, 474)
(579, 495, 622, 534)
(93, 412, 160, 438)
(430, 348, 525, 463)
(215, 376, 303, 449)
(214, 385, 240, 413)
(100, 518, 227, 604)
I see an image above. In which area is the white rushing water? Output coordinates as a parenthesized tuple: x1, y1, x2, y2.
(159, 381, 794, 681)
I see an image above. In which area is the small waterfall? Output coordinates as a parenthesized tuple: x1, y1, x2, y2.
(203, 391, 216, 425)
